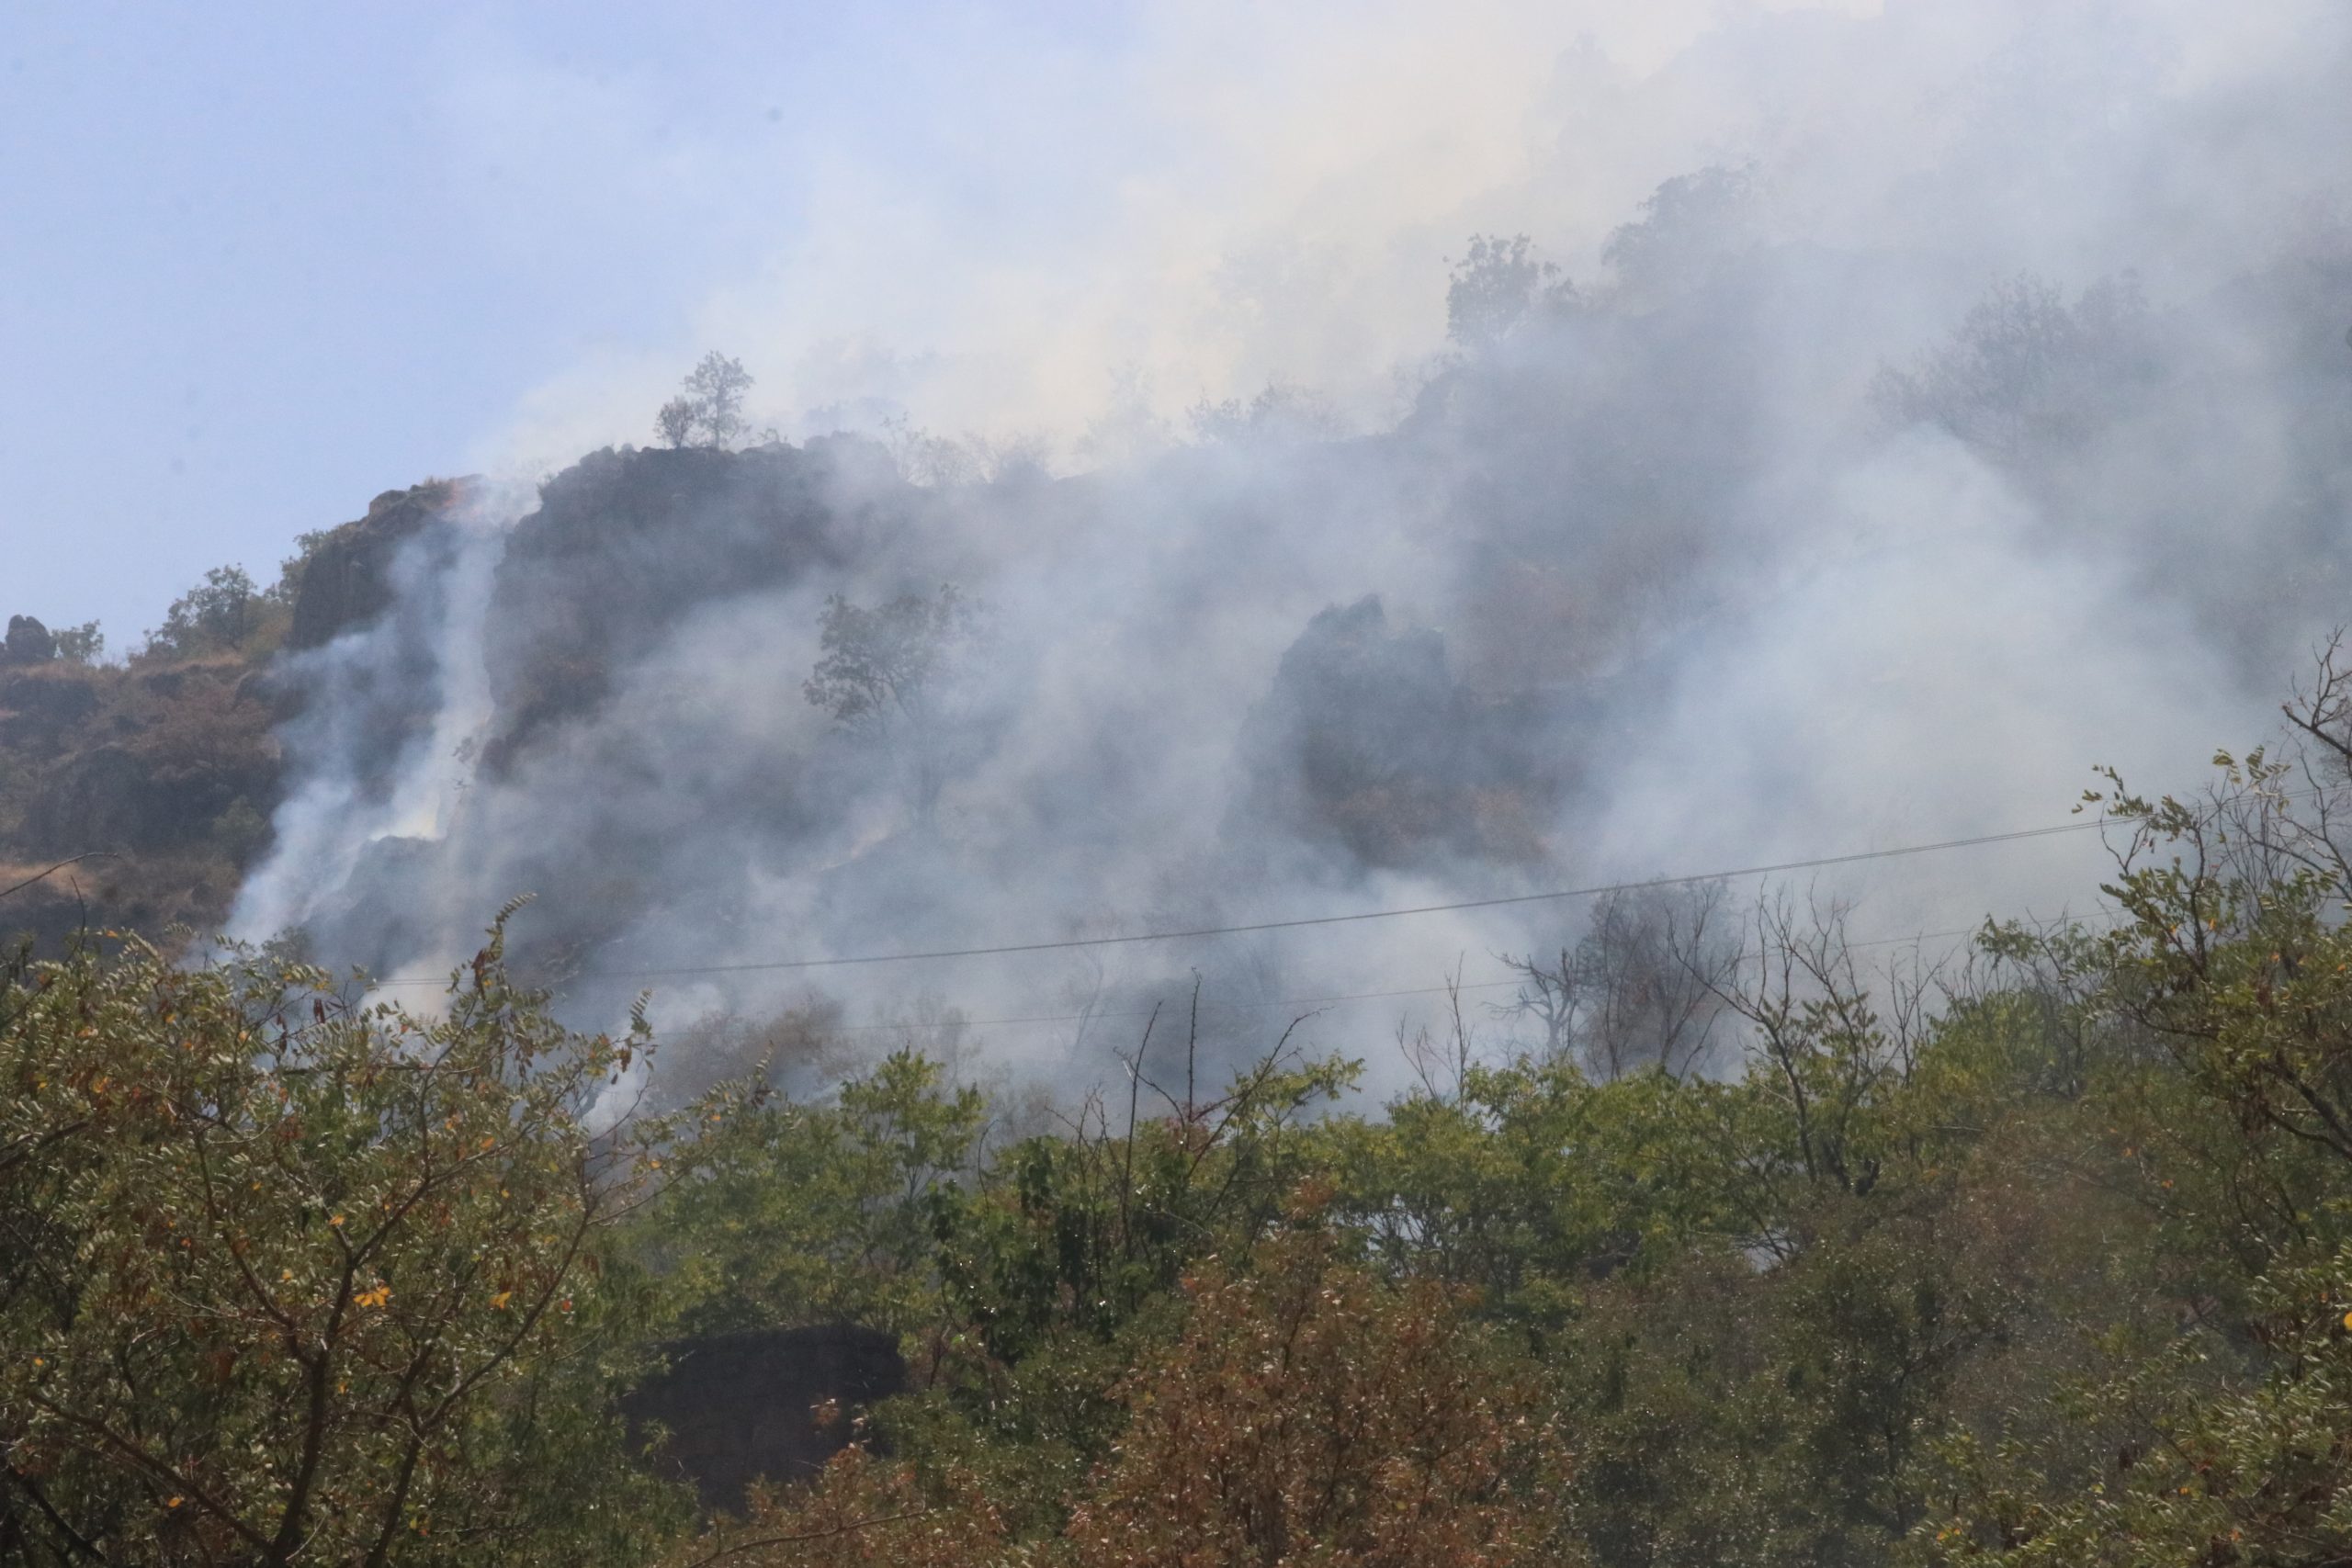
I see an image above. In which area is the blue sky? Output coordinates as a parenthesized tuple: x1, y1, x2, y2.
(4, 0, 1900, 646)
(0, 2, 1148, 641)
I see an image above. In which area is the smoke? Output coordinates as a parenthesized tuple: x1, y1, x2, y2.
(231, 1, 2352, 1093)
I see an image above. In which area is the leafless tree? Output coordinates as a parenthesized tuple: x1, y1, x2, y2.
(1492, 880, 1736, 1077)
(1399, 958, 1479, 1100)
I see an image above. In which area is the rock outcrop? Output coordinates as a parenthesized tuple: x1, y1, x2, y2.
(2, 615, 56, 664)
(479, 442, 877, 773)
(287, 479, 465, 651)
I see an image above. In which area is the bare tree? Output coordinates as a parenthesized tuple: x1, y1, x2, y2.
(1587, 881, 1736, 1078)
(1493, 945, 1580, 1063)
(1493, 880, 1735, 1077)
(2268, 628, 2352, 889)
(1398, 958, 1480, 1100)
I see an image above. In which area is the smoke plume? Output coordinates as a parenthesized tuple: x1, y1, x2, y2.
(232, 2, 2352, 1093)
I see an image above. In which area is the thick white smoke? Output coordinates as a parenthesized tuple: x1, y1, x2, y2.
(232, 1, 2352, 1093)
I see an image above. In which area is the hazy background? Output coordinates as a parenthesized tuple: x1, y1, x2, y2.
(11, 0, 2352, 1092)
(7, 0, 1876, 637)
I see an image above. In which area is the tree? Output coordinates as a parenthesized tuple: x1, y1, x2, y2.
(640, 1048, 987, 1339)
(1187, 380, 1340, 446)
(1599, 164, 1758, 305)
(1495, 882, 1735, 1077)
(654, 397, 698, 451)
(653, 353, 760, 450)
(684, 354, 754, 448)
(145, 565, 266, 658)
(1908, 687, 2352, 1565)
(1447, 234, 1572, 348)
(1061, 1217, 1567, 1566)
(0, 918, 690, 1565)
(803, 585, 982, 827)
(52, 621, 102, 665)
(1869, 274, 2158, 469)
(651, 1444, 1002, 1568)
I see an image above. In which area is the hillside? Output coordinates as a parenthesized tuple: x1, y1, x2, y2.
(0, 481, 456, 953)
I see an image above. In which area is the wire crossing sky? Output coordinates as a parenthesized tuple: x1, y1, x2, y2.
(372, 804, 2155, 987)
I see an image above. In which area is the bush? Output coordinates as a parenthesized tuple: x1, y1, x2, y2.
(0, 917, 692, 1564)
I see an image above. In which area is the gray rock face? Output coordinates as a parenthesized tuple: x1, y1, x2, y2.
(287, 482, 461, 651)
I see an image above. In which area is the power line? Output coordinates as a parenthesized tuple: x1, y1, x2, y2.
(773, 917, 2101, 1037)
(374, 809, 2129, 988)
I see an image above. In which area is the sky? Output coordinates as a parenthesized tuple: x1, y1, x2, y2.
(0, 0, 1871, 647)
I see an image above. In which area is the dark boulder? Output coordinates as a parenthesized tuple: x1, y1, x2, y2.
(3, 615, 56, 664)
(621, 1325, 905, 1516)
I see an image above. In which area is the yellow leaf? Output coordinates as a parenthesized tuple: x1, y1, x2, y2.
(167, 1496, 183, 1509)
(491, 1290, 513, 1310)
(330, 1215, 345, 1227)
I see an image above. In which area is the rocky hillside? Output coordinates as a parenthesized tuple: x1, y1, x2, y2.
(0, 481, 456, 953)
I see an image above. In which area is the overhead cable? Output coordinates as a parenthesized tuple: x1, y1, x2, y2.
(373, 809, 2135, 987)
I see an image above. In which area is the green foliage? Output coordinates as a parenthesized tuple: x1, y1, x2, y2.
(1893, 761, 2352, 1564)
(803, 585, 979, 734)
(51, 622, 103, 665)
(930, 1041, 1359, 1359)
(1329, 1059, 1742, 1325)
(803, 584, 984, 825)
(0, 920, 692, 1564)
(18, 673, 2352, 1564)
(617, 764, 2352, 1563)
(641, 1047, 987, 1337)
(141, 563, 294, 661)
